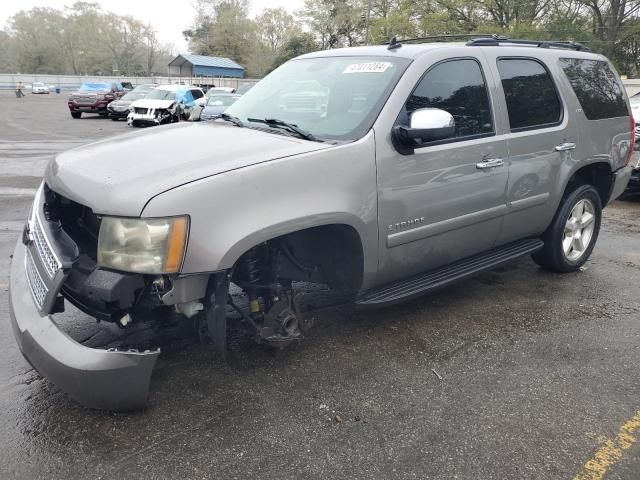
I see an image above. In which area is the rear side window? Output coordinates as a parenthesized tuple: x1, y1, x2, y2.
(405, 58, 493, 139)
(497, 58, 562, 131)
(559, 58, 628, 120)
(192, 89, 204, 99)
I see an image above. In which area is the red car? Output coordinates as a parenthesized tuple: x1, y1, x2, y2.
(68, 82, 125, 119)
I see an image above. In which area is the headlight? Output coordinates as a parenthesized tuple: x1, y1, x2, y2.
(98, 216, 189, 274)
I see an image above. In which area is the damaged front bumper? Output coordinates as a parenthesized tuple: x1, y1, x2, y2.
(8, 190, 160, 410)
(9, 241, 159, 410)
(127, 110, 170, 127)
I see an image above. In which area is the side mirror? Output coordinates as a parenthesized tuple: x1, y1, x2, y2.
(392, 108, 455, 154)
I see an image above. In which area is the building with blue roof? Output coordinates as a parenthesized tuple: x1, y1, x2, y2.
(168, 54, 245, 79)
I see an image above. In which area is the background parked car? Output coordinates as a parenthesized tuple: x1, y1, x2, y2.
(68, 82, 125, 119)
(235, 82, 255, 95)
(107, 92, 144, 120)
(107, 84, 156, 120)
(127, 84, 205, 127)
(206, 87, 236, 95)
(197, 93, 241, 121)
(31, 82, 50, 94)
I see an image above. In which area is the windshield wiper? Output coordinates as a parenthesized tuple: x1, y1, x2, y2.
(214, 113, 244, 127)
(247, 117, 322, 142)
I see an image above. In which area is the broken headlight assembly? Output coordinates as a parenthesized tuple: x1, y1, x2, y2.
(97, 216, 189, 274)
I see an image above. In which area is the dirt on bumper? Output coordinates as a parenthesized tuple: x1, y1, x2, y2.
(9, 240, 160, 411)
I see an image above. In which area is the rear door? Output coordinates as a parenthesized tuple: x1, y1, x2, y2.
(482, 51, 578, 244)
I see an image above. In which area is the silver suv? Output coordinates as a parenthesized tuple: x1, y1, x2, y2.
(9, 37, 634, 410)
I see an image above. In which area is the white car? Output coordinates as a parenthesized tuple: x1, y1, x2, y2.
(31, 82, 50, 94)
(127, 85, 205, 127)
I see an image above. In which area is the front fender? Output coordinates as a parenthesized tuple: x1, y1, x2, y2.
(142, 132, 380, 290)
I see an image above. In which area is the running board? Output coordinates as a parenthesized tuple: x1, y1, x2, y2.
(356, 238, 543, 307)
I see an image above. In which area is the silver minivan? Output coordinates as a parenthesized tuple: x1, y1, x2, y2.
(9, 37, 634, 410)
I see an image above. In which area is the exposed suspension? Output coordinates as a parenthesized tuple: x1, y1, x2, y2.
(232, 243, 304, 348)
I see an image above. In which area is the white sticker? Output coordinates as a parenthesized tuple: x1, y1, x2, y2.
(343, 62, 392, 74)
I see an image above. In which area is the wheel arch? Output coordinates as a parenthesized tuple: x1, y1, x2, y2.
(561, 161, 613, 206)
(221, 217, 368, 294)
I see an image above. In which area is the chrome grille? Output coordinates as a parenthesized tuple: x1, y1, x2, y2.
(73, 94, 97, 104)
(134, 107, 148, 114)
(25, 249, 48, 309)
(31, 217, 60, 278)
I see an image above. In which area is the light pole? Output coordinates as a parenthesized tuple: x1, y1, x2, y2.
(364, 0, 372, 45)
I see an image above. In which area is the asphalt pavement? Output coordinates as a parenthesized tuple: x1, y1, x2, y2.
(1, 91, 639, 479)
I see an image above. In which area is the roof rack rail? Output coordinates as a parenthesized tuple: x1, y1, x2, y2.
(466, 36, 590, 52)
(385, 33, 496, 50)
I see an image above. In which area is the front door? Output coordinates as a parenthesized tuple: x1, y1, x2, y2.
(375, 55, 509, 285)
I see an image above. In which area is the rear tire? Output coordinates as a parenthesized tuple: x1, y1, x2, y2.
(70, 112, 81, 119)
(532, 184, 602, 272)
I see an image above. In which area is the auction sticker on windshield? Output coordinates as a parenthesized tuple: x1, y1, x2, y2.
(343, 62, 392, 74)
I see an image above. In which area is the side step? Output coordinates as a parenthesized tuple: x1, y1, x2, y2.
(356, 238, 543, 307)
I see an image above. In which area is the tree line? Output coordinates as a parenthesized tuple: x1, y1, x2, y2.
(2, 0, 640, 77)
(186, 0, 640, 77)
(0, 1, 174, 76)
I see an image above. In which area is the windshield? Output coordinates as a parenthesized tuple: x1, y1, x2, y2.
(122, 92, 145, 101)
(33, 83, 44, 87)
(145, 89, 177, 100)
(207, 95, 239, 107)
(79, 83, 111, 91)
(225, 56, 410, 141)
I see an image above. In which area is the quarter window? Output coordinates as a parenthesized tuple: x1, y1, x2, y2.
(497, 58, 562, 130)
(559, 58, 628, 120)
(405, 59, 494, 139)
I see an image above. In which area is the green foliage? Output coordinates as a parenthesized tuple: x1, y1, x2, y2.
(269, 32, 320, 72)
(2, 2, 173, 75)
(4, 0, 640, 77)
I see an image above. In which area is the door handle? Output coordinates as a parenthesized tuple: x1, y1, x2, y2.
(476, 158, 504, 169)
(555, 142, 576, 151)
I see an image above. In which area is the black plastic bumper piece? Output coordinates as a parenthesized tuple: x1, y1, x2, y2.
(62, 255, 145, 322)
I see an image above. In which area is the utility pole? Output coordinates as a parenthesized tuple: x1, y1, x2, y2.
(364, 0, 372, 45)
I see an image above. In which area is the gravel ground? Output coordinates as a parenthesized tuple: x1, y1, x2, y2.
(1, 91, 639, 480)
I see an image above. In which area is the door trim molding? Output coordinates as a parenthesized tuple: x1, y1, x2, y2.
(387, 204, 507, 247)
(508, 192, 550, 212)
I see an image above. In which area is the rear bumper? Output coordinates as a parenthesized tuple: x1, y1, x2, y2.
(9, 240, 160, 411)
(609, 165, 633, 202)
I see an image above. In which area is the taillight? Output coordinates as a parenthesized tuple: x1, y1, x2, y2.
(627, 115, 635, 166)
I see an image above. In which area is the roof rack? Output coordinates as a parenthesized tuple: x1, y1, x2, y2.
(466, 36, 590, 52)
(384, 34, 590, 52)
(386, 33, 493, 50)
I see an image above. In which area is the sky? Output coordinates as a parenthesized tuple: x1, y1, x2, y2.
(0, 0, 306, 53)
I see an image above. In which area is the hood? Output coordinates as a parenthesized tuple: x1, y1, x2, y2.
(45, 122, 330, 216)
(131, 98, 175, 110)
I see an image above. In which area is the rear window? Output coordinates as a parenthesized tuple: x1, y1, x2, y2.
(497, 58, 562, 131)
(559, 58, 628, 120)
